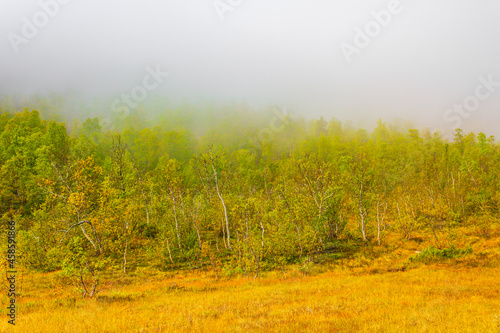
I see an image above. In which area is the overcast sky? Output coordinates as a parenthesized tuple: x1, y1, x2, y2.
(1, 0, 499, 135)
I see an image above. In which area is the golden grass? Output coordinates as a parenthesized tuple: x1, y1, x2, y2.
(1, 265, 499, 333)
(3, 227, 500, 333)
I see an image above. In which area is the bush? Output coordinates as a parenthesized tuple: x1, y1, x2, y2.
(17, 230, 61, 272)
(409, 245, 473, 264)
(135, 223, 159, 239)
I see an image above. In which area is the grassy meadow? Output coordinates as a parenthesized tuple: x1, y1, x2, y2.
(2, 228, 500, 333)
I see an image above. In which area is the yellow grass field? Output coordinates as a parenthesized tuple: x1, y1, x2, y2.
(1, 265, 499, 333)
(2, 229, 500, 333)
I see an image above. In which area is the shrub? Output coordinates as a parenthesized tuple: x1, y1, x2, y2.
(409, 245, 473, 264)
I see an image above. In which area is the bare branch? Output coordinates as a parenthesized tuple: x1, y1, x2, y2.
(58, 220, 102, 253)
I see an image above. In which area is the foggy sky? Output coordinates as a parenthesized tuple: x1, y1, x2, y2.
(1, 0, 499, 135)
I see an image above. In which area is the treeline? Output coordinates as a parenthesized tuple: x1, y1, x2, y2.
(0, 106, 498, 283)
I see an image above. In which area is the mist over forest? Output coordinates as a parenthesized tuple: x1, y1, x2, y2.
(1, 1, 500, 136)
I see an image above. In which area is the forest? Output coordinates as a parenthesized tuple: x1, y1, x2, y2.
(1, 99, 498, 294)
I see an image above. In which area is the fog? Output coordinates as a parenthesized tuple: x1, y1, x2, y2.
(1, 0, 499, 135)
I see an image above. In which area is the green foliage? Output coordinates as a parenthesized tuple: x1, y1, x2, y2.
(135, 223, 159, 239)
(409, 245, 473, 264)
(1, 102, 499, 280)
(17, 230, 57, 272)
(61, 236, 89, 275)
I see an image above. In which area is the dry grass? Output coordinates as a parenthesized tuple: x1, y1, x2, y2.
(2, 228, 500, 332)
(1, 266, 499, 333)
